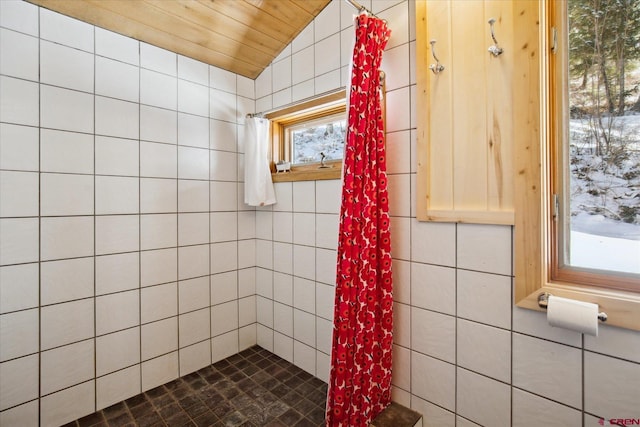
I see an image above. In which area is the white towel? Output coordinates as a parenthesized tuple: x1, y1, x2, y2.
(244, 117, 276, 206)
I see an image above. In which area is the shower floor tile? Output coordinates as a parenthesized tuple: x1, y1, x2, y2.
(65, 346, 327, 427)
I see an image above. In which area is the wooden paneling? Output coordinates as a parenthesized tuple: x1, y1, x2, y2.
(27, 0, 330, 79)
(416, 0, 515, 225)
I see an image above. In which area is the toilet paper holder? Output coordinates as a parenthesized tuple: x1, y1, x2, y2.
(538, 293, 608, 322)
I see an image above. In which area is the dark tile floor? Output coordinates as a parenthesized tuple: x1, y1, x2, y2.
(65, 346, 328, 427)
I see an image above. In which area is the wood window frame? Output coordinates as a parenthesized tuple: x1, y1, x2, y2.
(267, 91, 346, 183)
(513, 0, 640, 331)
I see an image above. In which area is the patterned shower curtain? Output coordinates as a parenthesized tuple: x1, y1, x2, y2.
(325, 13, 392, 427)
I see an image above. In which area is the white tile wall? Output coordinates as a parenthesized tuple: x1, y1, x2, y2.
(0, 218, 39, 265)
(40, 381, 95, 427)
(179, 179, 209, 212)
(584, 351, 640, 419)
(0, 0, 38, 36)
(141, 43, 176, 74)
(41, 85, 93, 133)
(0, 123, 39, 171)
(179, 276, 210, 314)
(140, 105, 177, 144)
(140, 69, 177, 110)
(95, 215, 139, 255)
(0, 354, 39, 411)
(512, 388, 581, 427)
(251, 2, 640, 427)
(412, 351, 455, 411)
(178, 113, 209, 149)
(41, 257, 94, 305)
(41, 173, 94, 216)
(96, 290, 139, 336)
(0, 171, 38, 217)
(141, 178, 177, 213)
(411, 263, 456, 315)
(95, 96, 140, 139)
(97, 365, 141, 411)
(141, 352, 179, 392)
(411, 308, 455, 363)
(3, 2, 640, 426)
(179, 56, 208, 85)
(96, 327, 140, 376)
(141, 282, 178, 323)
(141, 318, 178, 361)
(0, 264, 39, 313)
(179, 340, 211, 376)
(42, 129, 94, 174)
(0, 309, 39, 361)
(96, 253, 139, 295)
(41, 299, 94, 350)
(178, 244, 209, 279)
(0, 76, 39, 126)
(178, 80, 209, 116)
(96, 27, 139, 66)
(210, 271, 238, 305)
(457, 319, 511, 383)
(0, 29, 37, 81)
(141, 248, 177, 287)
(40, 339, 94, 395)
(95, 176, 139, 215)
(513, 333, 582, 409)
(457, 368, 510, 427)
(40, 40, 94, 92)
(40, 7, 93, 52)
(179, 308, 210, 347)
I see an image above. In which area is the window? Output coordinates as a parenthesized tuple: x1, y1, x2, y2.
(514, 0, 640, 331)
(288, 113, 346, 166)
(552, 0, 640, 290)
(267, 90, 347, 182)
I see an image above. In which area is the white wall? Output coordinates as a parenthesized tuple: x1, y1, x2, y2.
(254, 1, 640, 426)
(0, 1, 258, 425)
(1, 0, 639, 426)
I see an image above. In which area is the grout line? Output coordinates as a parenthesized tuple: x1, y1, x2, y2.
(92, 23, 97, 414)
(37, 7, 42, 424)
(208, 58, 213, 366)
(581, 333, 585, 427)
(137, 38, 143, 396)
(454, 220, 458, 426)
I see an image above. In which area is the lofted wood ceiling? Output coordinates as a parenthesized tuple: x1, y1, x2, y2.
(27, 0, 331, 79)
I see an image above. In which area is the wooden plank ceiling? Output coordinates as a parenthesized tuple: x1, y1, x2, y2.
(27, 0, 331, 79)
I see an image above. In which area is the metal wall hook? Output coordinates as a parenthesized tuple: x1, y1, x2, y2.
(429, 40, 445, 74)
(488, 18, 504, 57)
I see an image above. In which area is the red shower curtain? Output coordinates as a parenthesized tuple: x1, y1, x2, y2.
(326, 13, 392, 427)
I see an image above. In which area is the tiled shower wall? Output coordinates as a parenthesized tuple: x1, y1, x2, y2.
(0, 1, 258, 425)
(1, 0, 639, 426)
(254, 1, 640, 426)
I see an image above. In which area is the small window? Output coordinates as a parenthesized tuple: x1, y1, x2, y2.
(267, 91, 346, 182)
(287, 113, 346, 166)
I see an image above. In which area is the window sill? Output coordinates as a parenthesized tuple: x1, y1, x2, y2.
(271, 163, 342, 182)
(516, 280, 640, 332)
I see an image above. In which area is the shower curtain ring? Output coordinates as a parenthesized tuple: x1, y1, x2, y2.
(429, 40, 445, 74)
(488, 18, 504, 57)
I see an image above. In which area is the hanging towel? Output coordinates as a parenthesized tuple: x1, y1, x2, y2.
(244, 117, 276, 206)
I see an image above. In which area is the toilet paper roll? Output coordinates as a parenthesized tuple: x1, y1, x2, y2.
(547, 295, 599, 336)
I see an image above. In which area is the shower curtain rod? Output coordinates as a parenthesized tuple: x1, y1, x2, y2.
(246, 71, 386, 119)
(344, 0, 376, 17)
(246, 87, 346, 119)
